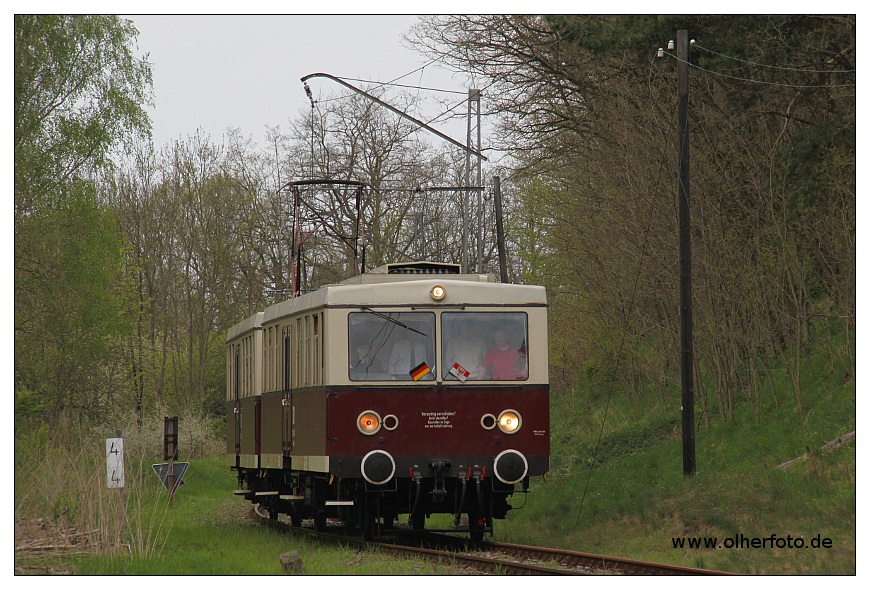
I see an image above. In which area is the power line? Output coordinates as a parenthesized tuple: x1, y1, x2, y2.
(660, 51, 855, 89)
(309, 17, 595, 159)
(693, 42, 855, 74)
(335, 75, 466, 95)
(313, 55, 455, 106)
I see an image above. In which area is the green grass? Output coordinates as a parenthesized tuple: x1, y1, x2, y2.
(493, 338, 856, 574)
(69, 458, 466, 575)
(19, 329, 855, 575)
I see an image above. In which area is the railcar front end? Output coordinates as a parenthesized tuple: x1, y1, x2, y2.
(227, 265, 548, 540)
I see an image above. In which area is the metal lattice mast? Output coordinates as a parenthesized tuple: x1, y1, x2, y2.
(464, 88, 482, 273)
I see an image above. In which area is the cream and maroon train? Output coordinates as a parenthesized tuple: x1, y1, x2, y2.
(226, 262, 548, 540)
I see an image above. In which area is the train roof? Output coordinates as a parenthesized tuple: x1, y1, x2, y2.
(260, 277, 546, 325)
(226, 311, 263, 342)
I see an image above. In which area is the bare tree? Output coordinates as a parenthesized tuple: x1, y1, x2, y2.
(409, 14, 855, 422)
(281, 86, 482, 287)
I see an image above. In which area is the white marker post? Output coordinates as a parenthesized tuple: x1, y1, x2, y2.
(107, 436, 127, 532)
(106, 438, 125, 488)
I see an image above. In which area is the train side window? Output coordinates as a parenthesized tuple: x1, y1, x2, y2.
(295, 317, 303, 389)
(316, 312, 323, 384)
(442, 312, 528, 381)
(283, 329, 291, 391)
(265, 326, 273, 393)
(348, 312, 435, 381)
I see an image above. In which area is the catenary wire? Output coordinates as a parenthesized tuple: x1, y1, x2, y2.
(692, 42, 855, 74)
(660, 51, 855, 88)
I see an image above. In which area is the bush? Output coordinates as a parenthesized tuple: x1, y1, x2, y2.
(106, 410, 224, 461)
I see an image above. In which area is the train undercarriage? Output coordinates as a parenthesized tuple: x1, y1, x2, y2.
(235, 467, 526, 541)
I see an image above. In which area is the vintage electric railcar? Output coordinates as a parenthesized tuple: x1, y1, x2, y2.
(226, 262, 549, 540)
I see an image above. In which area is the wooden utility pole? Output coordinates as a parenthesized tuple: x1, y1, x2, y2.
(677, 30, 696, 476)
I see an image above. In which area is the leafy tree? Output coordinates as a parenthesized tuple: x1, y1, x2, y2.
(14, 15, 153, 427)
(15, 15, 152, 214)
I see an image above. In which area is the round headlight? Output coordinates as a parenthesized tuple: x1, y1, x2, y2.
(430, 285, 446, 301)
(497, 409, 522, 434)
(357, 411, 381, 435)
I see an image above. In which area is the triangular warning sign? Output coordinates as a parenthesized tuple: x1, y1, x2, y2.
(152, 462, 189, 494)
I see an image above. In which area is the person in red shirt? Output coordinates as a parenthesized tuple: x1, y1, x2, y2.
(480, 327, 528, 380)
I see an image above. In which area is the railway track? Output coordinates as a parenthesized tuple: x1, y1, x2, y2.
(251, 506, 733, 575)
(474, 539, 732, 575)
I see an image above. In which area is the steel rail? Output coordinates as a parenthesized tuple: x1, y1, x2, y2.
(251, 507, 732, 575)
(256, 514, 582, 575)
(478, 540, 735, 575)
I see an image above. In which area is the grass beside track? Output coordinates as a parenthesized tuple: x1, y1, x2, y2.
(66, 457, 470, 575)
(17, 334, 855, 575)
(491, 338, 856, 575)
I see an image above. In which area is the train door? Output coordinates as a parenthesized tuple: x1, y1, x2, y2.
(282, 328, 293, 458)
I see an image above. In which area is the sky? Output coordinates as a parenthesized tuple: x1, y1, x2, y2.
(126, 14, 477, 151)
(116, 7, 866, 153)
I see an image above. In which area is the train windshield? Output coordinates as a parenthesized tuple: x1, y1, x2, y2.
(442, 312, 528, 381)
(348, 312, 436, 381)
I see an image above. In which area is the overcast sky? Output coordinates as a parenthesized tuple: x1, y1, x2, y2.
(125, 8, 862, 152)
(127, 14, 477, 151)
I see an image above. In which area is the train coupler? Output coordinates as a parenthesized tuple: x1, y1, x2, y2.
(429, 460, 449, 501)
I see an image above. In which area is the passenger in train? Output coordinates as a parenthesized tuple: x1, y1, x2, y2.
(480, 327, 528, 380)
(445, 321, 487, 379)
(388, 331, 430, 379)
(350, 341, 382, 379)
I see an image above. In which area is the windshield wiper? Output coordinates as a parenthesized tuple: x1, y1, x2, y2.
(361, 307, 428, 337)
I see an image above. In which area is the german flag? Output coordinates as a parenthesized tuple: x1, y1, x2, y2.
(410, 361, 431, 381)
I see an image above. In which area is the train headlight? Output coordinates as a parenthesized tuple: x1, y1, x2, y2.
(430, 285, 446, 301)
(497, 410, 522, 434)
(357, 411, 382, 435)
